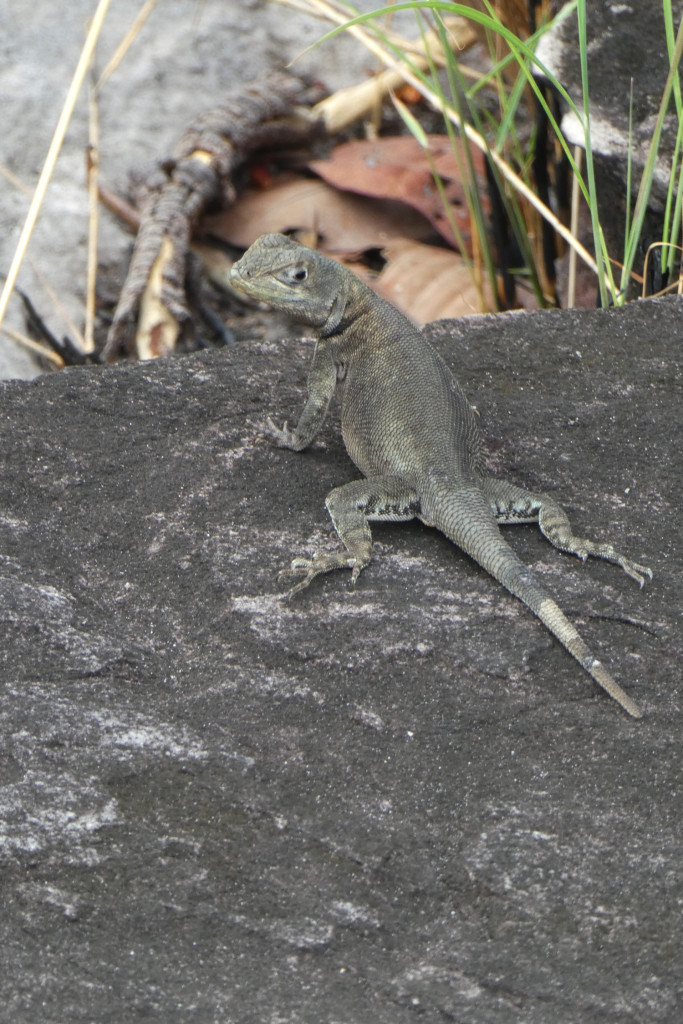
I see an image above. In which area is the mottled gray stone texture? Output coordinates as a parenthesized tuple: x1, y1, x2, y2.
(1, 297, 680, 1022)
(538, 0, 683, 292)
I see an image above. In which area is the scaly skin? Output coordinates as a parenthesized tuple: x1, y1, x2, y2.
(230, 233, 651, 718)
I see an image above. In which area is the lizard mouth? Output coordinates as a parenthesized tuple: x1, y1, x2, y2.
(229, 264, 250, 292)
(230, 264, 272, 301)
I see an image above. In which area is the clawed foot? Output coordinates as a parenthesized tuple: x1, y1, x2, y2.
(247, 415, 303, 448)
(262, 417, 301, 449)
(568, 539, 652, 588)
(616, 558, 653, 588)
(278, 553, 368, 598)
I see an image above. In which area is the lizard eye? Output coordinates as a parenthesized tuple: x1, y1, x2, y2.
(282, 265, 307, 284)
(279, 264, 309, 287)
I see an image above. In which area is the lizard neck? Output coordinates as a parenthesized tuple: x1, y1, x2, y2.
(319, 305, 359, 340)
(318, 274, 386, 353)
(315, 264, 352, 336)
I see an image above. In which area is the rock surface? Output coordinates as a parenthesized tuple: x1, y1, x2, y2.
(1, 298, 681, 1022)
(538, 0, 683, 289)
(539, 0, 683, 197)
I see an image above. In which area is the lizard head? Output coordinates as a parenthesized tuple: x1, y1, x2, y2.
(230, 234, 349, 333)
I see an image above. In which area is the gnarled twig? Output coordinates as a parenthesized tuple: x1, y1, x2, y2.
(103, 71, 325, 361)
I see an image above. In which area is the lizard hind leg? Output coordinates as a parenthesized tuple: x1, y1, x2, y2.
(426, 482, 642, 717)
(279, 475, 420, 597)
(481, 476, 652, 586)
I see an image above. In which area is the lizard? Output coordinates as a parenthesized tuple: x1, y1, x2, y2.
(230, 233, 651, 718)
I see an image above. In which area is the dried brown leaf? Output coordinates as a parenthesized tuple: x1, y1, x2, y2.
(369, 238, 496, 324)
(309, 136, 488, 252)
(203, 177, 436, 254)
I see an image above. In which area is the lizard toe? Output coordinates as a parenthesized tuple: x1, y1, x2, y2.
(620, 558, 652, 587)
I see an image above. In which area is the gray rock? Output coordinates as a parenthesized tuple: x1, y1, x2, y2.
(0, 297, 680, 1022)
(539, 1, 683, 195)
(537, 0, 683, 288)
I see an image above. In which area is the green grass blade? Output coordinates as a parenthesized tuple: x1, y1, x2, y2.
(620, 8, 683, 296)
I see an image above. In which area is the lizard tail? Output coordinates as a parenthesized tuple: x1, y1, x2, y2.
(428, 486, 642, 717)
(532, 596, 642, 718)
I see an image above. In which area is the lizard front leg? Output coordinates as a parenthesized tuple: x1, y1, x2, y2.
(264, 339, 336, 451)
(480, 476, 652, 586)
(280, 475, 420, 597)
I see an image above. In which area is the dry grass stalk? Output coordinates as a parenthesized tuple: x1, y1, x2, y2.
(0, 326, 64, 368)
(95, 0, 157, 90)
(0, 0, 114, 335)
(281, 0, 607, 289)
(567, 144, 583, 308)
(29, 256, 86, 350)
(85, 79, 100, 354)
(315, 15, 479, 133)
(0, 164, 33, 198)
(642, 241, 683, 298)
